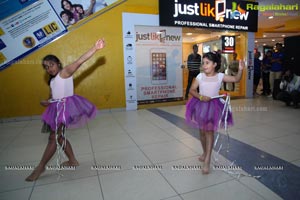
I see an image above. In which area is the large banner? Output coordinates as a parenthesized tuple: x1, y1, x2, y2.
(135, 26, 182, 104)
(0, 0, 67, 71)
(122, 13, 183, 110)
(48, 0, 119, 28)
(159, 0, 258, 32)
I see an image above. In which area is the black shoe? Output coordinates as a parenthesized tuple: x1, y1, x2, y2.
(286, 101, 291, 106)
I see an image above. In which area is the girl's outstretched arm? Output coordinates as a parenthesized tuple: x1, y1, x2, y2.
(61, 38, 105, 78)
(223, 59, 245, 83)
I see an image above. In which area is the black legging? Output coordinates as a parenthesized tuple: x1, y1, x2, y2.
(262, 72, 270, 94)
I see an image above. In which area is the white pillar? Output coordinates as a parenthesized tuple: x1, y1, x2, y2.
(245, 32, 255, 98)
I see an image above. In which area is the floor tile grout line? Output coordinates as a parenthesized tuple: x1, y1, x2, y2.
(150, 107, 300, 159)
(145, 115, 203, 156)
(175, 178, 236, 198)
(0, 185, 34, 195)
(125, 110, 256, 199)
(0, 125, 27, 156)
(25, 174, 99, 190)
(86, 122, 105, 200)
(142, 110, 231, 167)
(242, 127, 299, 142)
(251, 137, 300, 155)
(111, 111, 184, 199)
(159, 194, 183, 200)
(27, 180, 36, 200)
(1, 100, 298, 199)
(230, 128, 300, 151)
(116, 111, 236, 165)
(143, 111, 266, 199)
(268, 137, 300, 151)
(236, 178, 271, 200)
(149, 107, 300, 200)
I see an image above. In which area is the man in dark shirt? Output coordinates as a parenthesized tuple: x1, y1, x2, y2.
(253, 51, 262, 95)
(185, 44, 201, 99)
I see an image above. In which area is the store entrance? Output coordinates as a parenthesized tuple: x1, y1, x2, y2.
(182, 27, 247, 99)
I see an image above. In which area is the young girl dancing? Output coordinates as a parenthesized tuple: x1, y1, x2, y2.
(185, 51, 244, 174)
(26, 38, 105, 181)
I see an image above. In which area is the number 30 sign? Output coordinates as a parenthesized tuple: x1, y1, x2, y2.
(222, 36, 235, 53)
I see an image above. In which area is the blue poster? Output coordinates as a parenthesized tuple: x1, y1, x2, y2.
(0, 0, 39, 20)
(0, 0, 67, 71)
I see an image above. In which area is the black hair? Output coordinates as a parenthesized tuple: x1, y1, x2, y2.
(60, 10, 74, 19)
(74, 4, 83, 10)
(266, 50, 272, 55)
(203, 51, 221, 72)
(42, 54, 62, 68)
(61, 0, 74, 10)
(42, 54, 62, 85)
(73, 4, 84, 19)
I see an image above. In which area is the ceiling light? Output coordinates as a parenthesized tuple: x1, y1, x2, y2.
(186, 33, 192, 36)
(272, 39, 275, 42)
(263, 44, 266, 46)
(263, 35, 267, 38)
(268, 16, 274, 19)
(255, 40, 258, 43)
(282, 35, 286, 37)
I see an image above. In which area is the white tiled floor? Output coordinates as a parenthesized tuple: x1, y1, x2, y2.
(0, 97, 299, 200)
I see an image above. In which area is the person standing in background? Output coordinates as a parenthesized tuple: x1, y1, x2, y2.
(217, 49, 228, 90)
(269, 43, 284, 98)
(185, 44, 202, 100)
(253, 51, 262, 95)
(217, 49, 227, 74)
(261, 50, 272, 95)
(227, 52, 239, 91)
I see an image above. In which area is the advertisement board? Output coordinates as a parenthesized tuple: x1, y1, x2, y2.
(159, 0, 258, 32)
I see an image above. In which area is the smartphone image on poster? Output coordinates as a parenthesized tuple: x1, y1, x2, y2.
(150, 49, 167, 84)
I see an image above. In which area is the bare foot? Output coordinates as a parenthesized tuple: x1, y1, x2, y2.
(25, 165, 45, 182)
(60, 160, 79, 167)
(202, 163, 210, 175)
(198, 154, 206, 162)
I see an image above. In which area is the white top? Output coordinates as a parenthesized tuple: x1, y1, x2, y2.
(50, 73, 74, 99)
(196, 73, 224, 97)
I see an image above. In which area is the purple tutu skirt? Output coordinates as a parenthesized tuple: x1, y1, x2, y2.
(185, 97, 233, 132)
(42, 95, 97, 131)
